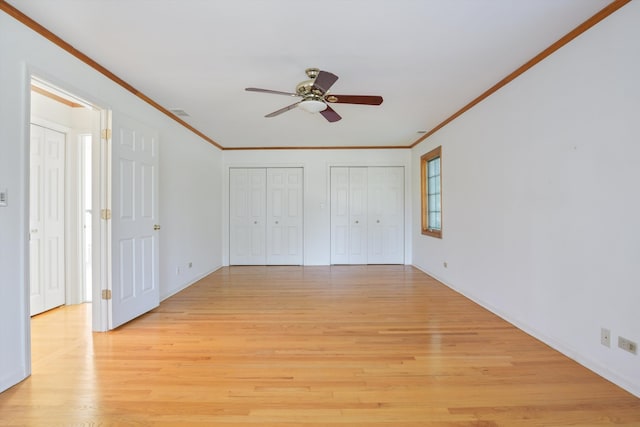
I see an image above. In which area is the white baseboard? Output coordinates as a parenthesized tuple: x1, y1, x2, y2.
(411, 263, 640, 399)
(160, 264, 223, 301)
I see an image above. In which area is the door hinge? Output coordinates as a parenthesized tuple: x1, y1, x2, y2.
(101, 289, 112, 300)
(101, 128, 112, 140)
(101, 209, 112, 220)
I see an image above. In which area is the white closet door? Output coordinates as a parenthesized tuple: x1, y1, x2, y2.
(229, 168, 267, 265)
(330, 167, 350, 264)
(348, 168, 368, 264)
(30, 125, 66, 316)
(330, 167, 368, 265)
(266, 168, 303, 265)
(368, 167, 404, 264)
(331, 166, 404, 265)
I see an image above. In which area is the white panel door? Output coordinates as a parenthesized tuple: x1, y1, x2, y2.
(368, 167, 404, 264)
(330, 167, 350, 264)
(331, 166, 404, 265)
(30, 125, 44, 315)
(229, 168, 267, 265)
(110, 112, 160, 329)
(266, 168, 303, 265)
(348, 168, 368, 264)
(30, 125, 65, 316)
(330, 167, 368, 265)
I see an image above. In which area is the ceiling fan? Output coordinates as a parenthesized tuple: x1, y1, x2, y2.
(245, 68, 383, 123)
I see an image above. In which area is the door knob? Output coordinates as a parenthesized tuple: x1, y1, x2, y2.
(153, 224, 161, 230)
(377, 220, 380, 223)
(254, 221, 258, 224)
(275, 221, 279, 224)
(355, 220, 359, 224)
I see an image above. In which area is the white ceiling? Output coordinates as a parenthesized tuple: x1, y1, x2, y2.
(7, 0, 612, 149)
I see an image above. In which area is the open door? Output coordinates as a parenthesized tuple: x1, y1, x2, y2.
(29, 124, 66, 315)
(107, 111, 160, 329)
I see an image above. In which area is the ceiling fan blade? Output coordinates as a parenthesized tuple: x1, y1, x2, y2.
(325, 95, 383, 105)
(265, 101, 303, 118)
(319, 105, 342, 122)
(246, 87, 299, 97)
(312, 71, 339, 94)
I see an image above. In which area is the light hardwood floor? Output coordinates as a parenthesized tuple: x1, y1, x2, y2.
(1, 266, 639, 426)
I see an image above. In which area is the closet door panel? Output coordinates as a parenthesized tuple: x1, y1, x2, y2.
(368, 167, 404, 264)
(330, 168, 350, 264)
(266, 168, 303, 265)
(348, 168, 368, 264)
(229, 168, 266, 265)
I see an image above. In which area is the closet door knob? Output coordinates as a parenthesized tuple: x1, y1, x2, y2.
(355, 220, 359, 224)
(275, 221, 279, 224)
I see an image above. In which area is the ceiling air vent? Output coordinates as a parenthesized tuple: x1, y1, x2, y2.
(169, 109, 190, 117)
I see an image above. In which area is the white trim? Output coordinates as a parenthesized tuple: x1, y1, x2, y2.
(29, 116, 71, 134)
(160, 265, 224, 301)
(20, 64, 33, 385)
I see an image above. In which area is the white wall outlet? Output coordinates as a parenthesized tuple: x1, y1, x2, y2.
(0, 188, 7, 207)
(601, 328, 610, 347)
(618, 336, 637, 355)
(188, 262, 193, 268)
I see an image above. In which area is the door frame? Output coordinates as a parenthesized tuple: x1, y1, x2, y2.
(26, 76, 110, 333)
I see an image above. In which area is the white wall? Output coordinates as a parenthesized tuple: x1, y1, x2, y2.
(411, 2, 640, 397)
(223, 149, 412, 265)
(0, 12, 223, 392)
(160, 123, 223, 300)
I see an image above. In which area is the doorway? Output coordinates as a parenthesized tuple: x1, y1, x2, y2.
(29, 78, 102, 324)
(28, 77, 162, 333)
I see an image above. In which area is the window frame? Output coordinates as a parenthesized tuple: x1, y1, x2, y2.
(420, 146, 442, 238)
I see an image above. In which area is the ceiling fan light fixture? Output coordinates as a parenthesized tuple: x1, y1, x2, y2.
(298, 99, 327, 113)
(246, 68, 382, 121)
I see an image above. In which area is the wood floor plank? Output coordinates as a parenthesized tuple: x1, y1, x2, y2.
(1, 265, 638, 426)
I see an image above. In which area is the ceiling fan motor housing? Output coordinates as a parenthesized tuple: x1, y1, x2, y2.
(296, 81, 324, 100)
(296, 67, 327, 100)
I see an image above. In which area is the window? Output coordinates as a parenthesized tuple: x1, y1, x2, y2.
(421, 146, 442, 238)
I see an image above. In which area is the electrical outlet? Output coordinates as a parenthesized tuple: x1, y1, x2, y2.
(601, 328, 611, 347)
(618, 336, 637, 355)
(443, 261, 448, 268)
(188, 262, 193, 268)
